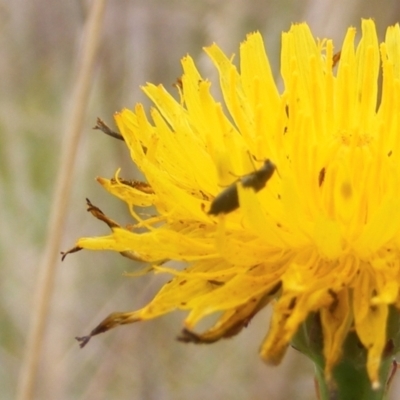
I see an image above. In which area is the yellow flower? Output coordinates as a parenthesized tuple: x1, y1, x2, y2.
(66, 20, 400, 388)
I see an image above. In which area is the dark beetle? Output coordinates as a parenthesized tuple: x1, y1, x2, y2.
(208, 159, 276, 215)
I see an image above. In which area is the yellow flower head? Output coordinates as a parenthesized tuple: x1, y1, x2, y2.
(66, 19, 400, 388)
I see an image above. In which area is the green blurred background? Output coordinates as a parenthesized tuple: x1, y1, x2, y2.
(3, 0, 400, 398)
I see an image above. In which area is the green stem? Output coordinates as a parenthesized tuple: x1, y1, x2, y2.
(291, 312, 400, 400)
(314, 356, 393, 400)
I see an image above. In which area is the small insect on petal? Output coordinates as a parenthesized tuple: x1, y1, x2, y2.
(208, 159, 276, 215)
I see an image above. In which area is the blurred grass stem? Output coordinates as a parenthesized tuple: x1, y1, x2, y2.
(16, 1, 107, 399)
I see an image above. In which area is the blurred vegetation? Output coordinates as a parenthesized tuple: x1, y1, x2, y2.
(3, 0, 400, 398)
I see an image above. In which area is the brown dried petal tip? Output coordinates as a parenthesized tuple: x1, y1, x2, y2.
(76, 312, 133, 348)
(60, 246, 83, 261)
(93, 117, 124, 141)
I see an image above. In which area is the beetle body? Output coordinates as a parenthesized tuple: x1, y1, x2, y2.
(208, 159, 276, 215)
